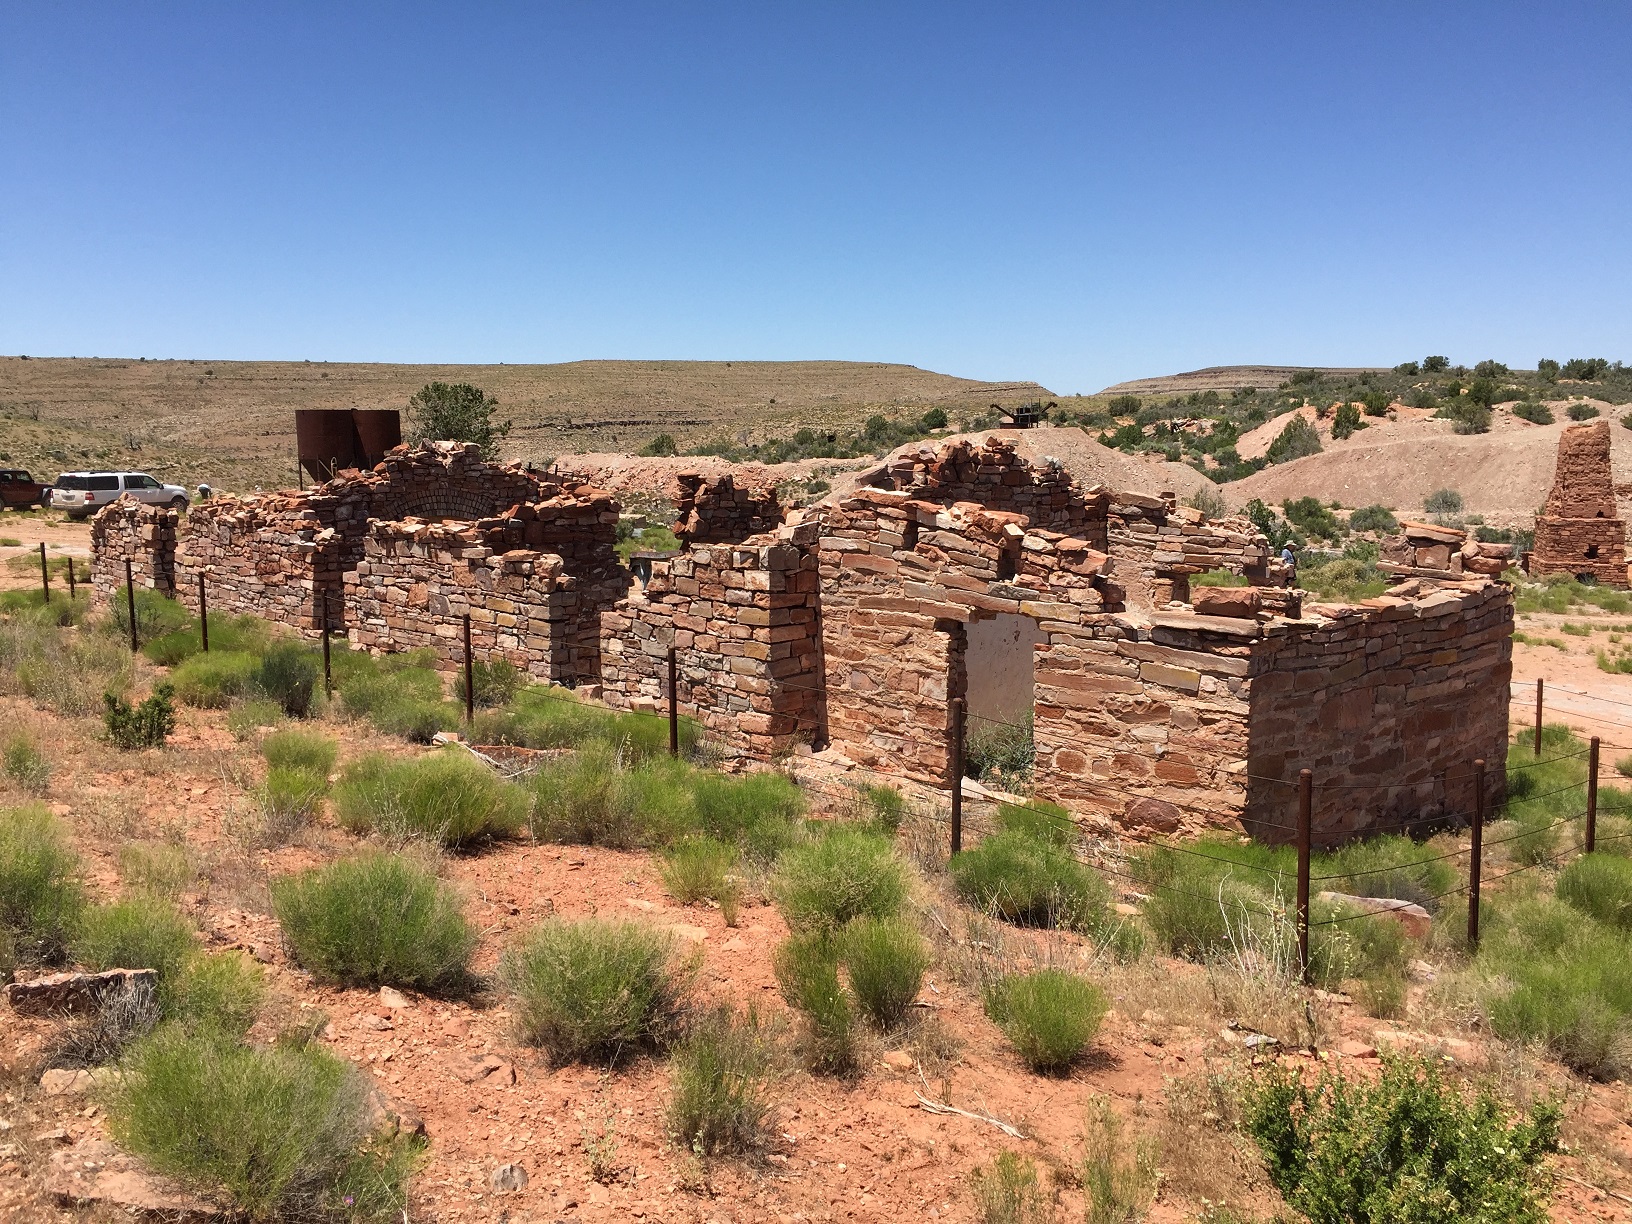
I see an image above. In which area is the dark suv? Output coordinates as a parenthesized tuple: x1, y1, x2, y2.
(0, 469, 49, 510)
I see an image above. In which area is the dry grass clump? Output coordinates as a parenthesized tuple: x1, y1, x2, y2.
(0, 802, 84, 969)
(771, 827, 909, 933)
(666, 1005, 775, 1156)
(332, 749, 529, 847)
(983, 968, 1109, 1074)
(969, 1150, 1056, 1224)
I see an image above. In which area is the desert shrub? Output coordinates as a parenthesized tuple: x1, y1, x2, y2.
(1424, 488, 1463, 515)
(2, 732, 50, 793)
(104, 684, 177, 749)
(1191, 567, 1250, 587)
(1265, 416, 1322, 464)
(1568, 402, 1602, 421)
(970, 1151, 1054, 1224)
(1557, 854, 1632, 931)
(666, 1005, 773, 1156)
(773, 933, 855, 1073)
(167, 950, 265, 1036)
(75, 895, 197, 986)
(257, 767, 327, 844)
(255, 641, 319, 718)
(262, 728, 337, 779)
(950, 831, 1137, 956)
(983, 969, 1108, 1074)
(2, 618, 133, 715)
(171, 651, 259, 708)
(454, 658, 523, 709)
(661, 836, 740, 922)
(272, 854, 475, 993)
(841, 916, 928, 1031)
(858, 783, 906, 832)
(227, 697, 285, 739)
(995, 799, 1074, 846)
(46, 973, 163, 1068)
(332, 750, 529, 847)
(1329, 402, 1364, 440)
(0, 803, 83, 964)
(106, 587, 191, 648)
(1283, 496, 1342, 541)
(473, 684, 702, 760)
(689, 770, 803, 863)
(1477, 895, 1632, 1078)
(1081, 1097, 1158, 1224)
(530, 744, 694, 848)
(1347, 504, 1398, 534)
(118, 842, 192, 897)
(771, 828, 908, 933)
(964, 712, 1035, 789)
(1513, 401, 1554, 425)
(1439, 400, 1492, 434)
(108, 1026, 418, 1223)
(1243, 1053, 1560, 1224)
(504, 918, 690, 1064)
(143, 613, 269, 666)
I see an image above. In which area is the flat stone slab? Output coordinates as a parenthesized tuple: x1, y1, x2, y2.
(1317, 891, 1431, 939)
(46, 1139, 222, 1220)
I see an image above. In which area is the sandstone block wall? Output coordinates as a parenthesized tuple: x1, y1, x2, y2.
(1243, 579, 1513, 845)
(878, 436, 1098, 534)
(672, 473, 782, 543)
(1531, 420, 1628, 586)
(600, 521, 823, 756)
(1106, 494, 1269, 610)
(89, 499, 178, 601)
(1379, 521, 1511, 579)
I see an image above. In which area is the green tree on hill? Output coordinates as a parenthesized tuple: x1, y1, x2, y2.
(1265, 415, 1322, 464)
(407, 382, 513, 458)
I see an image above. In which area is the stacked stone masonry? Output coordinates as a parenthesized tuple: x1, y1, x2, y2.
(672, 472, 783, 544)
(90, 434, 1515, 846)
(89, 501, 177, 601)
(1380, 521, 1513, 580)
(1530, 419, 1629, 586)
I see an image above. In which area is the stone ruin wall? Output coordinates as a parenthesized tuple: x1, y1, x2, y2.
(672, 472, 783, 544)
(89, 500, 178, 601)
(1530, 419, 1628, 586)
(1243, 579, 1513, 845)
(1103, 492, 1272, 610)
(599, 522, 824, 756)
(1380, 520, 1512, 580)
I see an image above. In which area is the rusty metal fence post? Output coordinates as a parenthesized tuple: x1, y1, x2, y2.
(198, 574, 209, 652)
(1535, 678, 1544, 756)
(1468, 759, 1486, 948)
(320, 591, 332, 699)
(39, 542, 49, 602)
(667, 646, 679, 757)
(66, 556, 75, 600)
(462, 614, 474, 724)
(1587, 736, 1600, 853)
(1296, 769, 1312, 984)
(950, 697, 966, 856)
(124, 558, 138, 652)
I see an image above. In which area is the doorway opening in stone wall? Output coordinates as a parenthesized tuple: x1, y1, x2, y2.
(962, 612, 1046, 795)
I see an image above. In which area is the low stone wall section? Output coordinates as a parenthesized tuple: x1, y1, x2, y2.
(672, 472, 782, 544)
(89, 499, 178, 602)
(600, 521, 824, 757)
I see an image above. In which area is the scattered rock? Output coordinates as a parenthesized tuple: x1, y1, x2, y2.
(880, 1050, 915, 1072)
(666, 922, 709, 944)
(1112, 902, 1140, 918)
(483, 1061, 516, 1087)
(1316, 891, 1432, 939)
(6, 969, 158, 1017)
(357, 1013, 393, 1032)
(46, 1138, 222, 1220)
(36, 1127, 70, 1144)
(1408, 958, 1437, 982)
(490, 1162, 529, 1192)
(378, 986, 411, 1010)
(1192, 587, 1262, 619)
(40, 1069, 94, 1096)
(1336, 1039, 1379, 1058)
(363, 1080, 427, 1140)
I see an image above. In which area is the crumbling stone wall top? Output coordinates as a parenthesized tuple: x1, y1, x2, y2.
(874, 436, 1100, 533)
(673, 472, 783, 544)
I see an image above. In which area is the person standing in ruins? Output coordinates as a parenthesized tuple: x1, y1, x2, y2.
(1281, 543, 1297, 587)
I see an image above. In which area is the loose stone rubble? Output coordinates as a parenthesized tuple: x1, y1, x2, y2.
(1529, 419, 1629, 586)
(92, 434, 1513, 845)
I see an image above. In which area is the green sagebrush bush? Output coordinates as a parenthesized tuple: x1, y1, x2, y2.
(689, 770, 804, 864)
(983, 969, 1108, 1074)
(334, 650, 458, 743)
(108, 1026, 419, 1223)
(1243, 1053, 1560, 1224)
(841, 915, 928, 1031)
(1557, 853, 1632, 931)
(470, 683, 701, 760)
(503, 918, 691, 1065)
(332, 750, 529, 847)
(771, 827, 908, 933)
(107, 587, 191, 649)
(529, 743, 694, 848)
(661, 835, 741, 923)
(3, 731, 51, 793)
(666, 1005, 774, 1156)
(969, 1151, 1054, 1224)
(773, 932, 855, 1074)
(255, 641, 319, 718)
(454, 658, 524, 709)
(262, 727, 337, 779)
(103, 684, 177, 749)
(0, 803, 83, 966)
(272, 854, 475, 994)
(143, 613, 269, 667)
(171, 651, 259, 708)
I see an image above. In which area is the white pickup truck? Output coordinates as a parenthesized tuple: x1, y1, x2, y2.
(51, 471, 190, 519)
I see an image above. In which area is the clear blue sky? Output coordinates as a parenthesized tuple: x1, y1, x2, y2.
(3, 3, 1629, 393)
